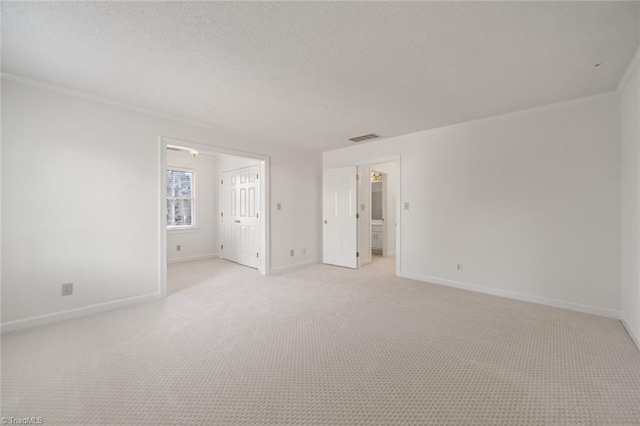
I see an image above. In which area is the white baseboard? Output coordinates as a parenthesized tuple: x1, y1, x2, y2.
(1, 292, 162, 334)
(270, 259, 321, 274)
(620, 317, 640, 351)
(398, 271, 620, 319)
(167, 253, 219, 264)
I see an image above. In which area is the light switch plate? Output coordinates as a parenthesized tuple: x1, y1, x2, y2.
(61, 283, 73, 296)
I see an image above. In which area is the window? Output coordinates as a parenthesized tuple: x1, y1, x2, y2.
(166, 168, 194, 228)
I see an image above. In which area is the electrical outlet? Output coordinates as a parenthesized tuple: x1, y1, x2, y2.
(277, 203, 282, 210)
(290, 249, 295, 257)
(61, 283, 73, 296)
(176, 245, 181, 252)
(456, 262, 463, 271)
(404, 202, 410, 210)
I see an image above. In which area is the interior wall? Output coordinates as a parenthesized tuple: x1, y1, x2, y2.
(217, 153, 260, 172)
(324, 93, 621, 317)
(1, 78, 322, 329)
(166, 150, 218, 263)
(271, 157, 322, 270)
(620, 51, 640, 347)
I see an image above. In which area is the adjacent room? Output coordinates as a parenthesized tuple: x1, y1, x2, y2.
(2, 1, 640, 424)
(164, 144, 266, 295)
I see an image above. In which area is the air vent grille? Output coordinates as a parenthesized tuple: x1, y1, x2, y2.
(349, 133, 380, 143)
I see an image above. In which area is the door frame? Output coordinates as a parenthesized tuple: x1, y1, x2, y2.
(369, 170, 388, 257)
(354, 155, 401, 276)
(159, 136, 270, 298)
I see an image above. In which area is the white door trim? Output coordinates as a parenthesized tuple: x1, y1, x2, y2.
(159, 136, 270, 299)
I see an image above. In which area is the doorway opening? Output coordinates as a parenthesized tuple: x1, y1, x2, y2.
(358, 161, 397, 268)
(370, 170, 386, 258)
(159, 137, 270, 298)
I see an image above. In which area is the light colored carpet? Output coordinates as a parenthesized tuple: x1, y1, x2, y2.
(2, 256, 640, 425)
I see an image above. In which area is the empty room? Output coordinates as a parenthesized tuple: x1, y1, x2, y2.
(2, 1, 640, 425)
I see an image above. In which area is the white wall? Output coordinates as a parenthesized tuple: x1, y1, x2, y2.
(1, 78, 322, 329)
(166, 150, 218, 263)
(217, 153, 259, 172)
(620, 50, 640, 347)
(270, 158, 322, 270)
(325, 93, 621, 317)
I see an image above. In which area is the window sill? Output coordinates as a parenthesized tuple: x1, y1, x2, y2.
(167, 227, 200, 233)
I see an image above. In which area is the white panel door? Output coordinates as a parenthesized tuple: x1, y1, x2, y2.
(323, 166, 358, 268)
(221, 165, 260, 269)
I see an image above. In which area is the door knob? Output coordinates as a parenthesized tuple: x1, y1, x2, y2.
(324, 220, 327, 224)
(235, 220, 241, 223)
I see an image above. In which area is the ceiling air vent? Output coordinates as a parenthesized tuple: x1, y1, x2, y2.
(349, 133, 380, 143)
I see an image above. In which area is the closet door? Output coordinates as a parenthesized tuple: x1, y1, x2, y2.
(323, 166, 358, 268)
(221, 165, 260, 269)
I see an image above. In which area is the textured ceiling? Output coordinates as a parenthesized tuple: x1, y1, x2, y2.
(2, 2, 639, 152)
